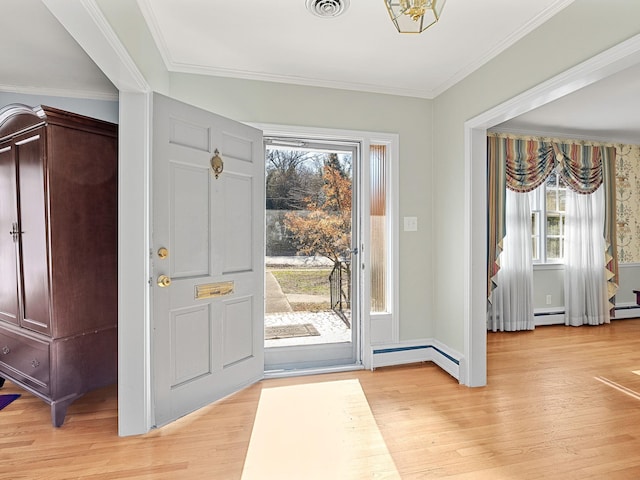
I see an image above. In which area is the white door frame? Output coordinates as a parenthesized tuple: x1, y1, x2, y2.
(463, 34, 640, 387)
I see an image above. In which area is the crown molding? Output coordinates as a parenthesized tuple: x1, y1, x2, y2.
(169, 61, 434, 99)
(0, 83, 118, 102)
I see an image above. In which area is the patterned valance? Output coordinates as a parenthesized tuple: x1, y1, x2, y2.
(498, 136, 605, 194)
(502, 138, 555, 192)
(554, 143, 603, 194)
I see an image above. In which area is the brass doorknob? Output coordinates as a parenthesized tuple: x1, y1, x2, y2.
(158, 247, 169, 259)
(157, 275, 172, 287)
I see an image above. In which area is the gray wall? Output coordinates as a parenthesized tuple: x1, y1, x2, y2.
(0, 91, 118, 124)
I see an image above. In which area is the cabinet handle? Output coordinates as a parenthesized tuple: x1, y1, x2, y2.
(31, 359, 40, 368)
(9, 222, 23, 242)
(1, 346, 9, 355)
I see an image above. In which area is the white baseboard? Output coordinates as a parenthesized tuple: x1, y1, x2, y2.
(534, 305, 640, 322)
(613, 303, 640, 319)
(534, 311, 564, 325)
(371, 339, 461, 382)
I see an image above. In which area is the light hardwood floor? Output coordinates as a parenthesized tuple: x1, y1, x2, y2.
(2, 319, 640, 479)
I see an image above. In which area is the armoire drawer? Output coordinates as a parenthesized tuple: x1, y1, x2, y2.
(0, 327, 50, 394)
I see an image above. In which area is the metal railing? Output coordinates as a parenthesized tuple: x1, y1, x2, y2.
(329, 261, 351, 327)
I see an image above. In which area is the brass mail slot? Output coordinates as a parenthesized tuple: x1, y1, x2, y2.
(195, 281, 234, 299)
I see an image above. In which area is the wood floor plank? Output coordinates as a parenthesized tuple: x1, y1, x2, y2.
(2, 320, 640, 478)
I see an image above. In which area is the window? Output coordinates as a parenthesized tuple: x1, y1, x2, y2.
(530, 168, 567, 264)
(370, 145, 387, 312)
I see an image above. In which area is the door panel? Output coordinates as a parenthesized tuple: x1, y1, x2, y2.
(152, 93, 264, 427)
(171, 305, 211, 386)
(169, 117, 211, 152)
(0, 144, 19, 326)
(170, 162, 211, 278)
(222, 296, 254, 367)
(222, 132, 254, 163)
(221, 173, 253, 273)
(15, 132, 50, 335)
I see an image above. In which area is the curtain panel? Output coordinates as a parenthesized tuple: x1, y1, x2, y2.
(488, 189, 535, 331)
(487, 134, 618, 309)
(564, 186, 609, 325)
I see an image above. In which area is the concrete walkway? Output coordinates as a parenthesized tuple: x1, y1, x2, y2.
(264, 271, 350, 347)
(265, 271, 292, 313)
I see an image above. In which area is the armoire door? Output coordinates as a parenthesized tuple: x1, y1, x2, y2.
(14, 129, 51, 336)
(0, 141, 19, 326)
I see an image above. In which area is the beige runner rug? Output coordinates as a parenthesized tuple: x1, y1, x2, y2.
(241, 379, 400, 479)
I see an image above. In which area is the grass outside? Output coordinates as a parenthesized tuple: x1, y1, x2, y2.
(269, 268, 331, 295)
(269, 268, 331, 312)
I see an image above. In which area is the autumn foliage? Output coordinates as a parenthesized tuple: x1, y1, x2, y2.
(284, 160, 352, 266)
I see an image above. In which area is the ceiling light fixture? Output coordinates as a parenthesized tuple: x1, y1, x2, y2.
(384, 0, 447, 34)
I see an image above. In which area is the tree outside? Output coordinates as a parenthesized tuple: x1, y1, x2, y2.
(265, 148, 353, 317)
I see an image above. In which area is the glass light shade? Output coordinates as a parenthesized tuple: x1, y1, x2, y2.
(384, 0, 447, 34)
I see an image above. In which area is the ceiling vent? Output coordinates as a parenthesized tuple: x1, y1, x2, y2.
(306, 0, 350, 18)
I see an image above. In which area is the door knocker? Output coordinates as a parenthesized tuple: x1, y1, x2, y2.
(211, 149, 224, 179)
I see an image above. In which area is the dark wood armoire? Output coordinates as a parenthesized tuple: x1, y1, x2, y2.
(0, 104, 117, 427)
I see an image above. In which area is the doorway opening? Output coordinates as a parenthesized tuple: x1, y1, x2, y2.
(264, 138, 360, 371)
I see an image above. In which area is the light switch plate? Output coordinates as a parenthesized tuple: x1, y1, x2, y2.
(404, 216, 418, 232)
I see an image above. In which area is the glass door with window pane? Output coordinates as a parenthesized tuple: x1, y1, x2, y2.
(264, 139, 360, 371)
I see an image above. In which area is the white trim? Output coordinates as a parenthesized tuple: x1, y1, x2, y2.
(464, 33, 640, 388)
(169, 61, 434, 99)
(371, 338, 461, 381)
(388, 137, 401, 345)
(42, 0, 150, 93)
(264, 364, 365, 379)
(613, 304, 640, 319)
(117, 92, 153, 435)
(462, 127, 488, 387)
(534, 311, 565, 325)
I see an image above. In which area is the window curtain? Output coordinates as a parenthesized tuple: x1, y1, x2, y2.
(555, 143, 618, 316)
(564, 186, 609, 325)
(487, 137, 555, 331)
(487, 134, 618, 330)
(488, 188, 535, 331)
(487, 137, 554, 298)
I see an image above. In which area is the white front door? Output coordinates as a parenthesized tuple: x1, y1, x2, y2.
(151, 93, 264, 427)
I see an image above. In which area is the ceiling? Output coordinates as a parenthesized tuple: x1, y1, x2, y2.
(136, 0, 574, 98)
(1, 0, 639, 144)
